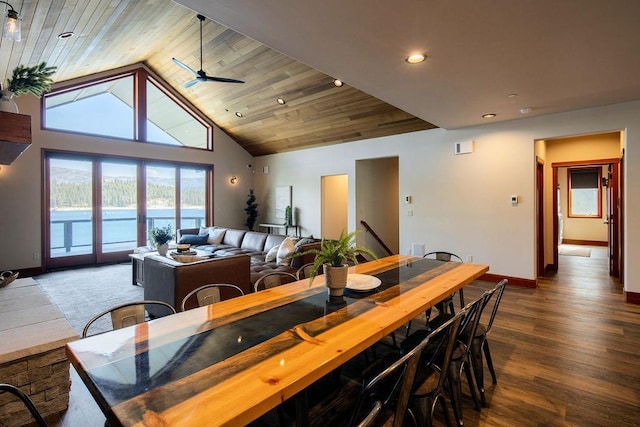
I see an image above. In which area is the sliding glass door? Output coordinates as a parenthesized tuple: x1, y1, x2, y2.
(101, 161, 138, 254)
(48, 157, 94, 263)
(45, 152, 211, 269)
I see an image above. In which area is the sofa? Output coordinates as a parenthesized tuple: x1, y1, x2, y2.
(143, 253, 251, 316)
(177, 226, 320, 284)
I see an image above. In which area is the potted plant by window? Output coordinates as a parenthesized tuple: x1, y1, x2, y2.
(300, 229, 377, 296)
(149, 224, 174, 256)
(1, 62, 57, 113)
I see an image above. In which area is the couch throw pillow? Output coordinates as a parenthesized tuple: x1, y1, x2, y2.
(277, 236, 297, 266)
(265, 244, 279, 262)
(294, 237, 315, 248)
(178, 234, 209, 245)
(207, 227, 227, 244)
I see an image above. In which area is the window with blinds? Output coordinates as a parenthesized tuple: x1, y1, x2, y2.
(568, 167, 602, 218)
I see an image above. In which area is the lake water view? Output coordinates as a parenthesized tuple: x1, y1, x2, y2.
(50, 208, 205, 256)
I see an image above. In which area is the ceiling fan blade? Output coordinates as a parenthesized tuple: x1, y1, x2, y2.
(172, 57, 198, 77)
(172, 15, 247, 87)
(183, 79, 200, 88)
(205, 76, 245, 84)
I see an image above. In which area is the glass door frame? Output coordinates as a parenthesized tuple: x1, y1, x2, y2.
(43, 150, 212, 270)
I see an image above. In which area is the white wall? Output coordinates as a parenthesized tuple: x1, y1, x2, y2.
(0, 95, 254, 271)
(255, 101, 640, 294)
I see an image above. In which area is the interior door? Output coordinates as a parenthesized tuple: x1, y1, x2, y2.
(607, 163, 620, 277)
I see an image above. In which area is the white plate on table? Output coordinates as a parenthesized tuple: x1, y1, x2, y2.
(346, 274, 381, 292)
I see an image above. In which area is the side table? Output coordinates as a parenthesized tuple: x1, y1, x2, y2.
(129, 247, 157, 286)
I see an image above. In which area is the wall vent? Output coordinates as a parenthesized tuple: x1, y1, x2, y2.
(454, 140, 474, 155)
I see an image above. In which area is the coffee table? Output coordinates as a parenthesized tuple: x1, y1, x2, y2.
(128, 248, 212, 286)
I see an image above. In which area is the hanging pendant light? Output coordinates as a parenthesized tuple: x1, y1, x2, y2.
(1, 2, 21, 42)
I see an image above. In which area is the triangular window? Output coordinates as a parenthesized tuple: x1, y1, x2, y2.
(43, 66, 212, 150)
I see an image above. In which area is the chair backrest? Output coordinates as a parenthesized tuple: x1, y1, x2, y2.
(0, 384, 48, 427)
(482, 279, 508, 334)
(423, 251, 463, 262)
(180, 283, 245, 311)
(253, 272, 298, 292)
(296, 262, 314, 280)
(351, 309, 466, 427)
(82, 300, 176, 338)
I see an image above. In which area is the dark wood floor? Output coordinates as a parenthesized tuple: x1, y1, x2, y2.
(50, 250, 640, 426)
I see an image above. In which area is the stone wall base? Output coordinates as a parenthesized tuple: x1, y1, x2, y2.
(0, 347, 70, 426)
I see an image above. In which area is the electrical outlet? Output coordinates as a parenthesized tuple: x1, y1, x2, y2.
(466, 255, 473, 263)
(33, 252, 40, 261)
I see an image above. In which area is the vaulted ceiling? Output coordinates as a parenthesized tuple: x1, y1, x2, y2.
(0, 0, 434, 156)
(3, 1, 640, 156)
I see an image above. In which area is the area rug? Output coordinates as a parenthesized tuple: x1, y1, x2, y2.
(558, 244, 591, 257)
(34, 263, 143, 336)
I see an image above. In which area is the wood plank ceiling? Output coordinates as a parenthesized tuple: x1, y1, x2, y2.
(0, 0, 436, 156)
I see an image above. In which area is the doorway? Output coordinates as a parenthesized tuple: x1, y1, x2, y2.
(355, 157, 399, 257)
(320, 174, 348, 239)
(536, 131, 623, 281)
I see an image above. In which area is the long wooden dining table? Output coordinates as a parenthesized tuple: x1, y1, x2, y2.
(66, 254, 488, 426)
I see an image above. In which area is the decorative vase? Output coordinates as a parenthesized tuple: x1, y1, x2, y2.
(157, 242, 169, 256)
(0, 90, 18, 113)
(323, 264, 349, 297)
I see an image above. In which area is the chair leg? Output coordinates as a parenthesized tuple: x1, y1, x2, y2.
(463, 360, 481, 411)
(448, 360, 464, 426)
(410, 396, 431, 427)
(438, 394, 453, 427)
(483, 339, 497, 384)
(470, 337, 486, 407)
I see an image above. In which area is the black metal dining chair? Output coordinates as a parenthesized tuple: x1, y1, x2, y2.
(180, 283, 244, 311)
(466, 279, 508, 406)
(82, 300, 176, 338)
(306, 309, 466, 427)
(405, 308, 466, 427)
(405, 251, 465, 338)
(296, 262, 315, 280)
(253, 271, 298, 292)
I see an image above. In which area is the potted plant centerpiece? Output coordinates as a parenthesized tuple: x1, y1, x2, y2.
(149, 224, 174, 256)
(301, 230, 377, 296)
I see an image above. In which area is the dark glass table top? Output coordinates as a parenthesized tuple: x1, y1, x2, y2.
(66, 255, 488, 426)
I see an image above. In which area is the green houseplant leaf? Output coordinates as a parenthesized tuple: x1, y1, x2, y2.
(149, 224, 174, 246)
(6, 62, 57, 97)
(296, 229, 377, 285)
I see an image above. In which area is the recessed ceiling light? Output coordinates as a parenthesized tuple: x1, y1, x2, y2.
(520, 107, 532, 114)
(58, 31, 74, 39)
(333, 79, 344, 87)
(405, 53, 426, 64)
(507, 93, 518, 98)
(482, 113, 497, 119)
(276, 97, 286, 105)
(235, 112, 244, 118)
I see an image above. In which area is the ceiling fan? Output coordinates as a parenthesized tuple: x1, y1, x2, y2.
(172, 14, 245, 87)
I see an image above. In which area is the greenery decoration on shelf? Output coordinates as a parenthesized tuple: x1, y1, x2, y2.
(244, 189, 259, 230)
(6, 62, 57, 97)
(149, 224, 174, 246)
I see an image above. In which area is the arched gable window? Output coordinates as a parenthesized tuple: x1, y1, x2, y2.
(42, 66, 212, 150)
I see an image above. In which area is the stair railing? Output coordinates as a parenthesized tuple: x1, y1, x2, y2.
(360, 220, 394, 256)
